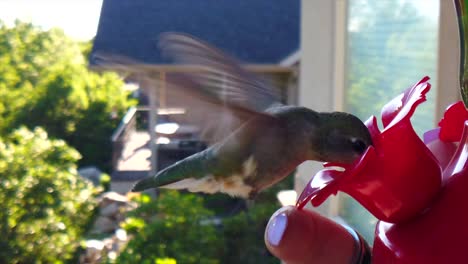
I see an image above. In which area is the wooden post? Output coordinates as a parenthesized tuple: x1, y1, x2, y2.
(437, 0, 463, 121)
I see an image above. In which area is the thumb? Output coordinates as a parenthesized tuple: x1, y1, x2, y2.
(265, 206, 364, 264)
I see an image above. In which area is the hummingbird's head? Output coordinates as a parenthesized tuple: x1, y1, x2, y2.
(314, 112, 372, 164)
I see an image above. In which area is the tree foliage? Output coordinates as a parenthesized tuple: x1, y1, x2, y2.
(0, 20, 135, 171)
(0, 127, 100, 263)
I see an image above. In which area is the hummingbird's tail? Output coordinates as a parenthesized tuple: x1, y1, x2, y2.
(130, 172, 170, 192)
(131, 148, 255, 198)
(131, 150, 211, 192)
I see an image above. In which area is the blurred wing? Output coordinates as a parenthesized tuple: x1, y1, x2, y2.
(158, 32, 282, 114)
(92, 33, 282, 143)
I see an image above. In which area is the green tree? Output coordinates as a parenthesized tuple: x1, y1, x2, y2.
(0, 20, 135, 171)
(0, 127, 100, 263)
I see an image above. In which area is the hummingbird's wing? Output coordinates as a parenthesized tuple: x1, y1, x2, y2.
(157, 33, 284, 141)
(158, 33, 281, 113)
(93, 33, 283, 143)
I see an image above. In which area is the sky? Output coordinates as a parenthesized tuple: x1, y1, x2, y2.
(0, 0, 103, 41)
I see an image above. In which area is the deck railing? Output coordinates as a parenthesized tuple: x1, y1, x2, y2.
(111, 107, 139, 170)
(110, 106, 187, 170)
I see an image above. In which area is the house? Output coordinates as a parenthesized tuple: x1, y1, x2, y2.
(89, 0, 300, 193)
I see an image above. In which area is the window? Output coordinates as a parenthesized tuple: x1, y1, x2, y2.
(339, 0, 440, 241)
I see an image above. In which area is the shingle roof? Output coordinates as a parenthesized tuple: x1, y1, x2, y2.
(90, 0, 300, 65)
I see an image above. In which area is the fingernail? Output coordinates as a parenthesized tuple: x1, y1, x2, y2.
(266, 212, 288, 246)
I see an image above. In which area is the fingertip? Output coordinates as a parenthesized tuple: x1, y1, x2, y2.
(265, 206, 293, 247)
(265, 206, 357, 264)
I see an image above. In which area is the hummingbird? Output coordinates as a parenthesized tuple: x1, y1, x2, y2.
(122, 33, 372, 199)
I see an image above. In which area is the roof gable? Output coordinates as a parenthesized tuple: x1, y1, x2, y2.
(90, 0, 300, 65)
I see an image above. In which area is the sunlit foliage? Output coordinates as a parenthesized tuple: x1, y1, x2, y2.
(0, 20, 136, 171)
(0, 127, 100, 263)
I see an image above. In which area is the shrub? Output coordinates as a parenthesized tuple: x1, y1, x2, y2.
(117, 172, 293, 263)
(0, 127, 100, 263)
(117, 191, 223, 264)
(220, 202, 279, 264)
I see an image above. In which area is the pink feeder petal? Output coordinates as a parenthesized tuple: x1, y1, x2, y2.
(426, 139, 458, 173)
(382, 76, 431, 130)
(423, 128, 440, 144)
(381, 76, 430, 128)
(296, 169, 341, 209)
(296, 147, 373, 209)
(443, 121, 468, 179)
(365, 115, 382, 149)
(428, 101, 468, 175)
(439, 101, 468, 142)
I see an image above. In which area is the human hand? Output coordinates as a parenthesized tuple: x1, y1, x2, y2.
(264, 206, 371, 264)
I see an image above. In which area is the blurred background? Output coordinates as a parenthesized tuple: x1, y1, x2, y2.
(0, 0, 459, 263)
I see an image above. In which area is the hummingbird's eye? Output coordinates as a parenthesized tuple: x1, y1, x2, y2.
(350, 138, 367, 154)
